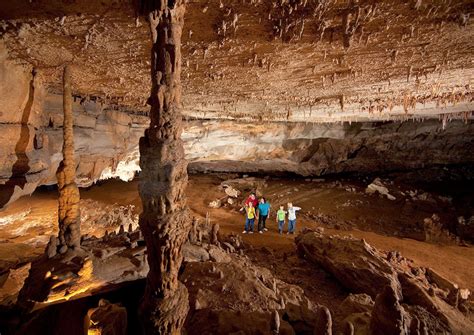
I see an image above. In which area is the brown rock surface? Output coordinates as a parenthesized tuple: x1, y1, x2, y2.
(295, 230, 474, 334)
(369, 284, 409, 335)
(295, 230, 400, 299)
(182, 253, 317, 335)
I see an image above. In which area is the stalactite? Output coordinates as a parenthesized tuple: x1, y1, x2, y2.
(57, 65, 81, 253)
(137, 1, 191, 334)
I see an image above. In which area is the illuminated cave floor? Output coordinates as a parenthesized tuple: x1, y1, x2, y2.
(0, 172, 473, 294)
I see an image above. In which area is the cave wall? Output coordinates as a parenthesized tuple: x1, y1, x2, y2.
(0, 51, 146, 207)
(1, 53, 473, 208)
(186, 119, 474, 175)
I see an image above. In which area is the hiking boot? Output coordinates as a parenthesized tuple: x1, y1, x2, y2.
(259, 231, 263, 234)
(242, 231, 247, 234)
(263, 228, 268, 232)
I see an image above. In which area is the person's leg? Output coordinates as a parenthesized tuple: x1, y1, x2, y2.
(244, 218, 250, 233)
(278, 220, 283, 234)
(250, 218, 255, 233)
(292, 219, 296, 234)
(262, 215, 268, 230)
(288, 220, 295, 233)
(258, 215, 263, 232)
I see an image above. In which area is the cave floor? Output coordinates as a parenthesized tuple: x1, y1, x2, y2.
(0, 172, 473, 295)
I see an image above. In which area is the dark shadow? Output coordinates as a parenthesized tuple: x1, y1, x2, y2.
(0, 69, 35, 208)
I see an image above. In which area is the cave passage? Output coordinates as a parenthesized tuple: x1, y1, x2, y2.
(0, 0, 473, 334)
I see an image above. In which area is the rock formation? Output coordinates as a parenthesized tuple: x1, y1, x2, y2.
(313, 306, 332, 335)
(56, 65, 81, 253)
(296, 230, 474, 334)
(84, 299, 127, 335)
(137, 1, 191, 333)
(369, 285, 409, 335)
(296, 230, 400, 298)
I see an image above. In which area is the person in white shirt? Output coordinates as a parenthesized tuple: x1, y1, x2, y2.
(287, 202, 301, 234)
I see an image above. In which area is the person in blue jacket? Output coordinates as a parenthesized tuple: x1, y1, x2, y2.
(257, 197, 271, 233)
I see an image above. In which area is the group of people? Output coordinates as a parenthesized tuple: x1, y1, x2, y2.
(242, 193, 301, 235)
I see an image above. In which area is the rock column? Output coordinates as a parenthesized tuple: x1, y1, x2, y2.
(138, 1, 191, 334)
(57, 65, 81, 252)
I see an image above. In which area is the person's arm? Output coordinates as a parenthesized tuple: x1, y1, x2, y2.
(294, 206, 301, 211)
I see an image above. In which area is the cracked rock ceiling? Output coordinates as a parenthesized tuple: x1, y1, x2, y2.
(1, 0, 473, 123)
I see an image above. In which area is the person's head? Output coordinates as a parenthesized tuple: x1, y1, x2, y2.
(250, 193, 256, 200)
(279, 205, 284, 210)
(288, 202, 293, 208)
(260, 197, 266, 204)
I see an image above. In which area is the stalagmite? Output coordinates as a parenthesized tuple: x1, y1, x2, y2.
(313, 306, 332, 335)
(271, 309, 280, 334)
(56, 65, 81, 253)
(137, 1, 191, 334)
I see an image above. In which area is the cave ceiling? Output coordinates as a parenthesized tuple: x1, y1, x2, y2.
(1, 0, 473, 122)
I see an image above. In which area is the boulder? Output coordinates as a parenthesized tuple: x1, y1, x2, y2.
(45, 235, 58, 258)
(313, 306, 332, 335)
(296, 231, 400, 299)
(183, 243, 210, 263)
(0, 262, 31, 306)
(456, 216, 474, 242)
(223, 185, 241, 198)
(339, 294, 373, 335)
(296, 231, 474, 334)
(209, 199, 222, 208)
(339, 294, 374, 316)
(208, 245, 231, 263)
(365, 178, 396, 200)
(369, 285, 409, 335)
(84, 299, 127, 335)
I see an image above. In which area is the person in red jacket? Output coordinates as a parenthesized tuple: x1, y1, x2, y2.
(244, 193, 258, 208)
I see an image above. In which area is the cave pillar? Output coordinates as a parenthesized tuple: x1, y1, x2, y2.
(56, 65, 81, 252)
(138, 1, 191, 334)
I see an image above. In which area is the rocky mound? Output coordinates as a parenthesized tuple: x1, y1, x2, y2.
(296, 229, 474, 334)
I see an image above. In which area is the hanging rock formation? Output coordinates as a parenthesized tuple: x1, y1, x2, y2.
(137, 0, 191, 334)
(56, 65, 81, 253)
